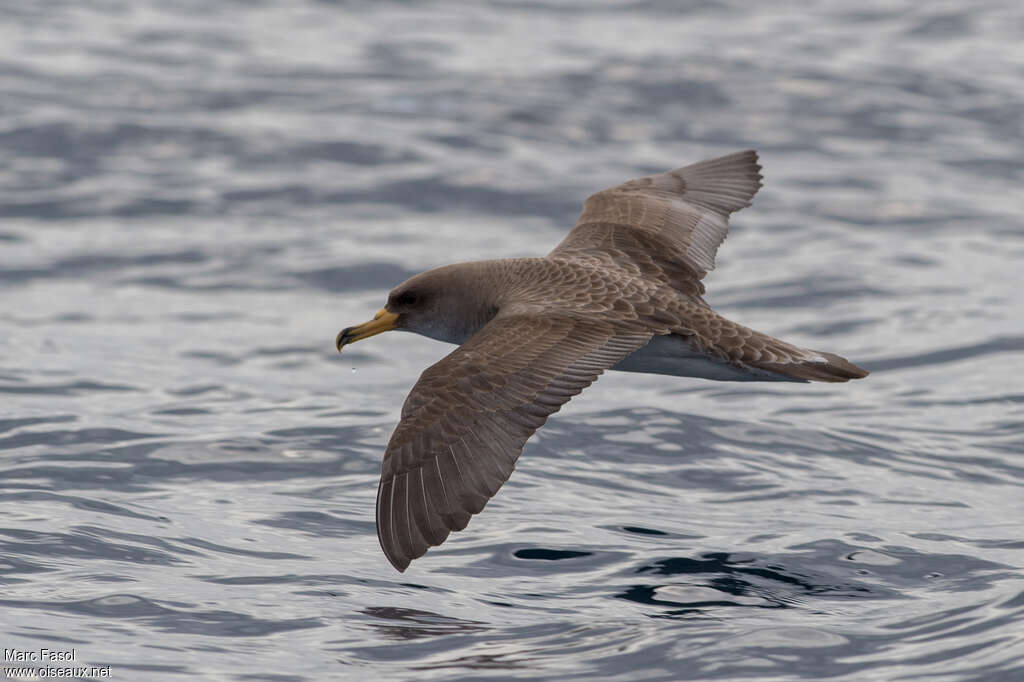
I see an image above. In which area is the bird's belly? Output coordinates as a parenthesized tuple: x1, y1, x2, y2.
(612, 334, 799, 382)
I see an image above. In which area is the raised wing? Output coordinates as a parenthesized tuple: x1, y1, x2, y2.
(376, 314, 652, 571)
(550, 150, 763, 296)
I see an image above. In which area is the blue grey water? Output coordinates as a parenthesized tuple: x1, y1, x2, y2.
(1, 1, 1023, 680)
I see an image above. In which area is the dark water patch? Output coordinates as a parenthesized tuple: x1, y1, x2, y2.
(0, 380, 139, 396)
(880, 498, 970, 508)
(0, 492, 165, 522)
(617, 584, 781, 613)
(958, 103, 1023, 138)
(0, 528, 185, 566)
(494, 0, 731, 15)
(0, 415, 77, 434)
(626, 77, 730, 111)
(54, 311, 94, 323)
(867, 336, 1024, 373)
(908, 533, 1024, 553)
(252, 345, 322, 357)
(403, 620, 665, 676)
(0, 438, 372, 492)
(797, 539, 1015, 593)
(362, 40, 443, 79)
(903, 393, 1024, 408)
(837, 104, 938, 144)
(244, 403, 339, 416)
(543, 406, 1020, 491)
(123, 454, 366, 485)
(131, 26, 247, 53)
(199, 573, 349, 587)
(174, 537, 308, 561)
(0, 249, 206, 284)
(821, 208, 985, 230)
(513, 548, 591, 561)
(110, 198, 203, 218)
(454, 542, 629, 578)
(117, 244, 287, 292)
(320, 349, 377, 365)
(714, 275, 891, 310)
(269, 140, 421, 167)
(171, 311, 246, 322)
(621, 525, 669, 536)
(905, 12, 972, 38)
(124, 275, 290, 291)
(0, 121, 242, 165)
(220, 184, 318, 207)
(326, 176, 579, 221)
(151, 407, 212, 416)
(0, 195, 168, 220)
(0, 427, 160, 451)
(837, 427, 1024, 482)
(786, 317, 876, 337)
(360, 607, 488, 640)
(789, 175, 882, 191)
(427, 133, 505, 151)
(541, 407, 885, 474)
(0, 554, 56, 579)
(263, 424, 381, 452)
(1, 312, 97, 327)
(617, 549, 894, 619)
(635, 551, 876, 598)
(181, 350, 242, 366)
(1, 593, 323, 637)
(73, 525, 190, 556)
(946, 157, 1024, 179)
(166, 383, 223, 396)
(293, 262, 418, 293)
(252, 511, 357, 538)
(178, 84, 316, 112)
(712, 487, 863, 505)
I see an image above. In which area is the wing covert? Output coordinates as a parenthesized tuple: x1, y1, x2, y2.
(376, 314, 651, 571)
(550, 150, 763, 296)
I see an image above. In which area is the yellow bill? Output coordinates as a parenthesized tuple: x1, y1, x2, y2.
(336, 308, 399, 352)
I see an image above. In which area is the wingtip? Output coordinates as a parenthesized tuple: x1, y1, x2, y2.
(744, 149, 764, 190)
(381, 537, 412, 572)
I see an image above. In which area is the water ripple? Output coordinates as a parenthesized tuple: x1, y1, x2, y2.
(1, 0, 1022, 680)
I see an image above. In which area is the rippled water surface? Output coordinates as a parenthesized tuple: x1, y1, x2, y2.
(2, 1, 1023, 680)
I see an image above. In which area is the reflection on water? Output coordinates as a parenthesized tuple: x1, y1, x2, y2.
(2, 0, 1023, 680)
(361, 606, 489, 641)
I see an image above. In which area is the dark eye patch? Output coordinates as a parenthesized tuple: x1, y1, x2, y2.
(393, 290, 418, 306)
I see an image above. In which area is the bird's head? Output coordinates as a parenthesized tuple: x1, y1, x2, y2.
(335, 263, 501, 352)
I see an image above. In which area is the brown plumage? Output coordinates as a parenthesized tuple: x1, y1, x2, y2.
(335, 150, 868, 571)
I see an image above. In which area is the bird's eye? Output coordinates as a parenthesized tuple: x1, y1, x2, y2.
(393, 290, 418, 307)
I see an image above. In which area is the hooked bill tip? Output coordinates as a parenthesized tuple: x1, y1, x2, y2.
(335, 328, 354, 352)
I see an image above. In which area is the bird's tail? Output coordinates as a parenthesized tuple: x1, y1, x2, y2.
(682, 311, 869, 383)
